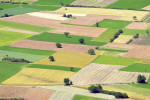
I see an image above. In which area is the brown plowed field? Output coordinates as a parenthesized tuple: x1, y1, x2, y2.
(0, 86, 30, 98)
(8, 40, 96, 54)
(125, 22, 150, 30)
(23, 88, 55, 100)
(104, 43, 137, 49)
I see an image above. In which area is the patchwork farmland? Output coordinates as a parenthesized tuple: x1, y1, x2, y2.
(1, 1, 150, 100)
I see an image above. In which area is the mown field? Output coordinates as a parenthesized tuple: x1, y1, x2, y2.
(28, 32, 107, 46)
(73, 95, 105, 100)
(130, 84, 150, 89)
(106, 0, 150, 10)
(0, 3, 20, 9)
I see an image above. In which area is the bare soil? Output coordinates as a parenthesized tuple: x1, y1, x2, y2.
(125, 22, 150, 30)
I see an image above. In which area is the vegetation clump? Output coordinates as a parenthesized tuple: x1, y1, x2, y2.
(88, 49, 95, 55)
(79, 38, 84, 44)
(64, 32, 70, 38)
(55, 43, 62, 48)
(134, 33, 139, 38)
(2, 57, 31, 63)
(64, 78, 73, 86)
(137, 74, 146, 83)
(49, 56, 54, 61)
(110, 30, 123, 42)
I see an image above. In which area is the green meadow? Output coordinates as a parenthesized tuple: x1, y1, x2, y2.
(0, 3, 20, 9)
(73, 95, 105, 100)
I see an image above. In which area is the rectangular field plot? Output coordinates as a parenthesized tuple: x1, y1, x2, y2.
(0, 50, 46, 62)
(0, 61, 26, 83)
(70, 63, 149, 85)
(0, 3, 19, 10)
(113, 35, 133, 43)
(1, 68, 75, 85)
(28, 32, 107, 46)
(73, 95, 105, 100)
(26, 64, 81, 72)
(0, 46, 56, 56)
(125, 22, 150, 30)
(94, 29, 118, 42)
(106, 0, 150, 10)
(34, 51, 102, 68)
(99, 46, 130, 52)
(101, 51, 125, 57)
(119, 63, 150, 73)
(0, 30, 32, 47)
(92, 19, 131, 29)
(94, 55, 140, 66)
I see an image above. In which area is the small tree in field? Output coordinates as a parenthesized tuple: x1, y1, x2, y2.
(64, 78, 70, 86)
(97, 84, 102, 90)
(49, 56, 54, 61)
(88, 85, 99, 93)
(133, 16, 137, 20)
(79, 38, 84, 43)
(56, 43, 62, 48)
(88, 49, 95, 55)
(63, 14, 66, 17)
(134, 33, 139, 38)
(137, 75, 146, 83)
(96, 22, 99, 27)
(146, 30, 149, 36)
(64, 32, 70, 37)
(70, 67, 74, 71)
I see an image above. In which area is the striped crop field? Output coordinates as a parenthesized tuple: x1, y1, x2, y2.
(1, 68, 75, 85)
(55, 7, 149, 21)
(113, 35, 133, 43)
(70, 63, 150, 85)
(34, 51, 102, 68)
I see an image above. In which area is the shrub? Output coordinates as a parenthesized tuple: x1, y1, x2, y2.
(0, 8, 3, 10)
(2, 57, 31, 63)
(64, 78, 70, 86)
(118, 30, 123, 33)
(97, 84, 102, 90)
(110, 38, 114, 42)
(70, 67, 74, 71)
(55, 43, 62, 48)
(95, 46, 99, 49)
(63, 14, 66, 17)
(49, 56, 54, 61)
(79, 38, 84, 43)
(88, 49, 95, 55)
(134, 33, 139, 38)
(70, 81, 73, 85)
(137, 74, 146, 83)
(64, 32, 70, 37)
(96, 22, 99, 27)
(88, 85, 99, 93)
(4, 14, 9, 17)
(126, 39, 133, 44)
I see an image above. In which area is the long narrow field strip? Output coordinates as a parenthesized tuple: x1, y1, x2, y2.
(0, 61, 26, 83)
(101, 51, 125, 57)
(0, 7, 40, 16)
(71, 63, 149, 85)
(1, 68, 75, 85)
(0, 27, 40, 34)
(125, 22, 150, 30)
(38, 86, 115, 100)
(49, 91, 75, 100)
(34, 51, 102, 68)
(55, 7, 149, 21)
(73, 95, 105, 100)
(113, 35, 133, 43)
(104, 43, 138, 49)
(99, 46, 130, 52)
(8, 40, 96, 54)
(0, 3, 20, 9)
(0, 46, 56, 56)
(0, 30, 32, 47)
(26, 64, 81, 72)
(94, 55, 140, 66)
(0, 19, 53, 33)
(0, 50, 46, 62)
(119, 63, 150, 73)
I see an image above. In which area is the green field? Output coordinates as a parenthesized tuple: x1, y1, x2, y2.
(130, 84, 150, 89)
(0, 46, 56, 56)
(101, 51, 125, 57)
(0, 50, 46, 62)
(0, 61, 26, 83)
(73, 95, 105, 100)
(94, 55, 140, 66)
(94, 29, 119, 42)
(106, 0, 150, 10)
(26, 64, 81, 72)
(33, 0, 75, 6)
(0, 20, 53, 32)
(22, 5, 61, 11)
(92, 19, 131, 29)
(0, 30, 32, 47)
(0, 3, 20, 9)
(0, 7, 40, 16)
(119, 63, 150, 73)
(28, 32, 107, 46)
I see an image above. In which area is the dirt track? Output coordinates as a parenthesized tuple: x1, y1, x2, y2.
(8, 40, 96, 54)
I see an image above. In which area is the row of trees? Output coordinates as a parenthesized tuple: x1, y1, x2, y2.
(110, 30, 123, 42)
(2, 56, 31, 63)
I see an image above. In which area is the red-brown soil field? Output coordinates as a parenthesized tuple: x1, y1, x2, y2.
(125, 22, 150, 30)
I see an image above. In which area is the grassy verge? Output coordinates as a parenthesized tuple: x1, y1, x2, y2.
(73, 95, 105, 100)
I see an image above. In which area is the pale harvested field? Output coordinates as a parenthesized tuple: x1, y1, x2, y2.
(1, 68, 75, 85)
(70, 63, 149, 85)
(125, 22, 150, 30)
(40, 11, 65, 15)
(62, 14, 120, 26)
(8, 40, 96, 54)
(23, 88, 55, 100)
(0, 27, 40, 34)
(104, 43, 137, 49)
(142, 5, 150, 10)
(34, 51, 102, 68)
(55, 7, 149, 21)
(113, 35, 133, 43)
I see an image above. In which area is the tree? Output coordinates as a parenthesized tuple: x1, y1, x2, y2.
(70, 81, 73, 85)
(55, 43, 62, 48)
(64, 78, 70, 86)
(137, 75, 146, 83)
(49, 56, 54, 61)
(96, 22, 99, 27)
(97, 84, 102, 90)
(133, 16, 137, 20)
(4, 14, 9, 17)
(63, 14, 66, 17)
(70, 67, 74, 71)
(118, 30, 123, 33)
(146, 30, 149, 36)
(88, 49, 95, 55)
(88, 85, 99, 93)
(134, 33, 139, 38)
(79, 38, 84, 43)
(64, 32, 70, 37)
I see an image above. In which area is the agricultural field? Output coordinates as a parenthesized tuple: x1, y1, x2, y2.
(92, 19, 131, 29)
(0, 3, 20, 9)
(113, 35, 133, 43)
(106, 0, 150, 10)
(101, 51, 125, 57)
(98, 46, 130, 52)
(26, 64, 81, 72)
(34, 51, 102, 68)
(125, 22, 150, 30)
(138, 59, 150, 64)
(1, 68, 75, 85)
(94, 55, 140, 66)
(73, 95, 105, 100)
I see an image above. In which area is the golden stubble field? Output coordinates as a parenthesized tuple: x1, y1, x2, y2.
(55, 7, 149, 21)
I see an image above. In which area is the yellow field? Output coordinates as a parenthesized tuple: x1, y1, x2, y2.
(55, 7, 149, 21)
(34, 50, 102, 68)
(113, 35, 133, 43)
(1, 68, 75, 85)
(138, 59, 150, 64)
